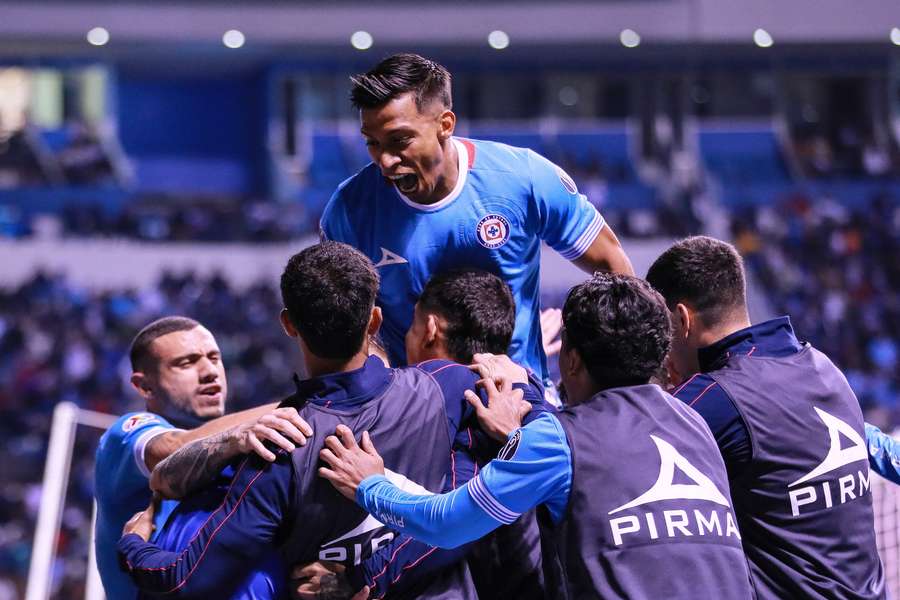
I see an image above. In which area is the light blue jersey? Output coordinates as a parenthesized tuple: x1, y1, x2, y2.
(94, 412, 179, 600)
(321, 138, 604, 379)
(356, 411, 573, 549)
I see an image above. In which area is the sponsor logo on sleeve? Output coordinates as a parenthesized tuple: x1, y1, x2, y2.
(476, 214, 511, 249)
(122, 413, 159, 432)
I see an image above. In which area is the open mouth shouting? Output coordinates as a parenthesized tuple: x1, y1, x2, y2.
(387, 173, 418, 195)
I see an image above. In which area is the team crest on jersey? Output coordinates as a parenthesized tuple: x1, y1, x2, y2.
(555, 166, 578, 195)
(122, 413, 158, 432)
(476, 214, 511, 249)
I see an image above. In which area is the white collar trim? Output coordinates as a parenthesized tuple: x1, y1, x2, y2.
(395, 138, 468, 212)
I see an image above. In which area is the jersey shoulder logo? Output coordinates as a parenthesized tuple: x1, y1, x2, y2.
(476, 213, 511, 249)
(122, 413, 159, 432)
(374, 247, 409, 268)
(789, 407, 867, 487)
(555, 166, 578, 195)
(609, 435, 730, 515)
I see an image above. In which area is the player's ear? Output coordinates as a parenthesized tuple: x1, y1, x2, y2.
(674, 303, 691, 339)
(564, 345, 584, 379)
(438, 109, 456, 141)
(367, 306, 383, 337)
(130, 372, 153, 400)
(280, 308, 299, 338)
(425, 314, 440, 348)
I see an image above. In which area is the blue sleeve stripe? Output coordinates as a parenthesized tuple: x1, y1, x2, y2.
(467, 475, 519, 525)
(556, 208, 605, 260)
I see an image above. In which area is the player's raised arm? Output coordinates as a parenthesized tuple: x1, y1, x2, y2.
(150, 406, 312, 499)
(528, 150, 634, 276)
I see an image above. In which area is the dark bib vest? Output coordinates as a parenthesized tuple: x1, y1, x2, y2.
(540, 384, 753, 600)
(279, 368, 477, 599)
(709, 345, 885, 599)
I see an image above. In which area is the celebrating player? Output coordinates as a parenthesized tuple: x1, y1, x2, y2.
(319, 272, 754, 599)
(116, 242, 525, 598)
(646, 236, 885, 599)
(320, 53, 633, 389)
(93, 317, 311, 599)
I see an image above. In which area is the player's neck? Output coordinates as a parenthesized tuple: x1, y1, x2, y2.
(697, 311, 752, 349)
(422, 139, 459, 205)
(304, 351, 369, 379)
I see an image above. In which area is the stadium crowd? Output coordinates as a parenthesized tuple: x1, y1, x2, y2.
(732, 191, 900, 423)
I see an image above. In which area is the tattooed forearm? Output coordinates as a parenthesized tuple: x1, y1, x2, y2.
(151, 430, 237, 499)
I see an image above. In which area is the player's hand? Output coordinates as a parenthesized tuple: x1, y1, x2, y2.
(540, 308, 563, 357)
(122, 494, 159, 541)
(319, 425, 384, 500)
(232, 407, 313, 462)
(470, 353, 528, 385)
(465, 375, 531, 442)
(290, 561, 369, 600)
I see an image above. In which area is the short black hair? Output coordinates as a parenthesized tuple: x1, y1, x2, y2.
(280, 241, 380, 361)
(417, 269, 515, 364)
(130, 316, 201, 372)
(646, 236, 747, 326)
(563, 273, 671, 387)
(350, 53, 452, 112)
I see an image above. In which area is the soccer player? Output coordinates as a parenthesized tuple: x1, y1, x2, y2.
(116, 242, 511, 598)
(320, 53, 634, 387)
(319, 273, 754, 599)
(646, 236, 885, 599)
(94, 316, 311, 600)
(318, 269, 550, 599)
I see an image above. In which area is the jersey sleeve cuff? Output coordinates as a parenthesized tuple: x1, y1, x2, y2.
(555, 208, 606, 261)
(467, 474, 520, 525)
(133, 427, 177, 479)
(356, 474, 391, 507)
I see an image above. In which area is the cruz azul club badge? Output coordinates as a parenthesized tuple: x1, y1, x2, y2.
(476, 214, 511, 249)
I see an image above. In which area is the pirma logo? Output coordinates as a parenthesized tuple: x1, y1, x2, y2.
(787, 407, 870, 516)
(607, 435, 739, 546)
(476, 214, 511, 249)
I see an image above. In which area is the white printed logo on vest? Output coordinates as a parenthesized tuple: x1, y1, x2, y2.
(787, 407, 870, 516)
(318, 469, 430, 564)
(373, 247, 409, 268)
(607, 435, 740, 546)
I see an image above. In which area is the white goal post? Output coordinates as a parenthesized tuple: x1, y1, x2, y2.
(26, 402, 117, 600)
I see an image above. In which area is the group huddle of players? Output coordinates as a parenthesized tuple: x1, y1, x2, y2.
(93, 53, 899, 599)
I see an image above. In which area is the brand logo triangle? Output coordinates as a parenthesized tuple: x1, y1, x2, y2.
(374, 247, 409, 268)
(608, 435, 730, 515)
(788, 407, 867, 487)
